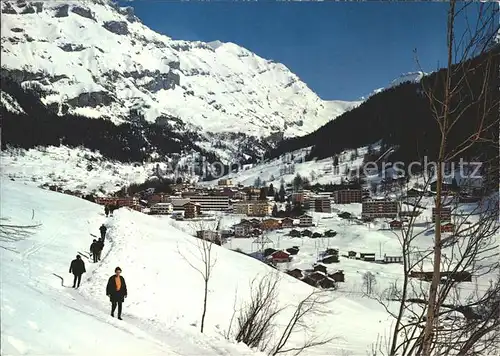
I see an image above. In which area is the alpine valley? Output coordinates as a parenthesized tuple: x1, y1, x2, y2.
(1, 0, 361, 175)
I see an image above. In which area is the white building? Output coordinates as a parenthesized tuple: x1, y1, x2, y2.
(189, 195, 229, 211)
(150, 202, 173, 215)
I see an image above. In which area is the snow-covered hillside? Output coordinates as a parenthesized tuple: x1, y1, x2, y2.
(361, 71, 426, 100)
(1, 0, 359, 139)
(0, 178, 263, 355)
(1, 178, 394, 355)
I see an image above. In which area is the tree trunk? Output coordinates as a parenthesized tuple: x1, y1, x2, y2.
(421, 2, 455, 354)
(200, 278, 208, 333)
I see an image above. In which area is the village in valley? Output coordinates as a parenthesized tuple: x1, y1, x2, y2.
(40, 145, 486, 296)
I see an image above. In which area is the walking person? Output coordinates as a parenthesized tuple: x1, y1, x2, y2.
(106, 267, 127, 320)
(96, 238, 104, 261)
(104, 205, 109, 217)
(69, 255, 86, 288)
(99, 224, 107, 239)
(90, 239, 99, 263)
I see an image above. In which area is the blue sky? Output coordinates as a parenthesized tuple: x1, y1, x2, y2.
(120, 1, 490, 101)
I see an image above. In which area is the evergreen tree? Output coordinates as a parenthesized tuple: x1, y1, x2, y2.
(293, 173, 303, 191)
(268, 183, 275, 197)
(272, 204, 278, 217)
(259, 187, 268, 200)
(279, 182, 286, 202)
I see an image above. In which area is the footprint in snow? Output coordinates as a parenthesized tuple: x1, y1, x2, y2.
(2, 304, 15, 315)
(27, 320, 40, 331)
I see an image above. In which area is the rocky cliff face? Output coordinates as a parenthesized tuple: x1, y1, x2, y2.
(1, 0, 359, 148)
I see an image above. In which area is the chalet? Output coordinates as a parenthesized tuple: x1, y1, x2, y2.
(399, 210, 421, 217)
(311, 232, 323, 239)
(328, 270, 345, 282)
(338, 212, 352, 219)
(410, 271, 472, 283)
(260, 218, 281, 231)
(389, 220, 403, 229)
(441, 223, 455, 233)
(268, 250, 291, 263)
(360, 253, 376, 262)
(298, 214, 313, 227)
(322, 255, 339, 264)
(313, 264, 328, 274)
(170, 198, 191, 211)
(286, 268, 304, 279)
(183, 202, 199, 219)
(384, 255, 403, 264)
(301, 229, 313, 237)
(308, 271, 327, 282)
(263, 247, 277, 257)
(324, 230, 337, 237)
(348, 251, 357, 259)
(234, 222, 251, 238)
(150, 202, 173, 215)
(218, 178, 233, 187)
(196, 230, 221, 245)
(432, 207, 452, 222)
(405, 188, 424, 197)
(441, 271, 472, 282)
(281, 217, 295, 228)
(302, 276, 318, 287)
(286, 247, 300, 255)
(289, 229, 301, 237)
(361, 199, 399, 219)
(250, 228, 262, 236)
(325, 248, 339, 256)
(430, 180, 454, 193)
(318, 277, 337, 289)
(410, 271, 433, 281)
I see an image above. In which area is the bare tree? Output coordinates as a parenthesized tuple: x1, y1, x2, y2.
(269, 290, 335, 356)
(418, 1, 499, 354)
(227, 272, 335, 356)
(370, 2, 500, 355)
(178, 219, 219, 333)
(362, 271, 377, 296)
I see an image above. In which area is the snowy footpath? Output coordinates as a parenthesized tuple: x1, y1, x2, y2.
(0, 179, 258, 356)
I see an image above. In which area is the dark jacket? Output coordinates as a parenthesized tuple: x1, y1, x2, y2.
(69, 258, 86, 275)
(97, 240, 104, 251)
(106, 275, 127, 302)
(90, 242, 98, 253)
(100, 225, 107, 233)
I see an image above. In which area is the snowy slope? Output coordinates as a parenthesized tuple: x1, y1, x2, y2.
(361, 71, 426, 100)
(0, 178, 263, 356)
(1, 178, 393, 356)
(1, 0, 359, 139)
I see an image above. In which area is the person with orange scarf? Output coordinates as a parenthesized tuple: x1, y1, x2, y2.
(106, 267, 127, 320)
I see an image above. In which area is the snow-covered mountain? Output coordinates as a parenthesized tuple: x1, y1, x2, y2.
(361, 71, 426, 100)
(1, 0, 359, 140)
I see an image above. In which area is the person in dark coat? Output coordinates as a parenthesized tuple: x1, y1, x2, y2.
(96, 238, 104, 261)
(69, 255, 86, 288)
(104, 205, 109, 217)
(90, 239, 99, 263)
(106, 267, 127, 320)
(99, 224, 107, 239)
